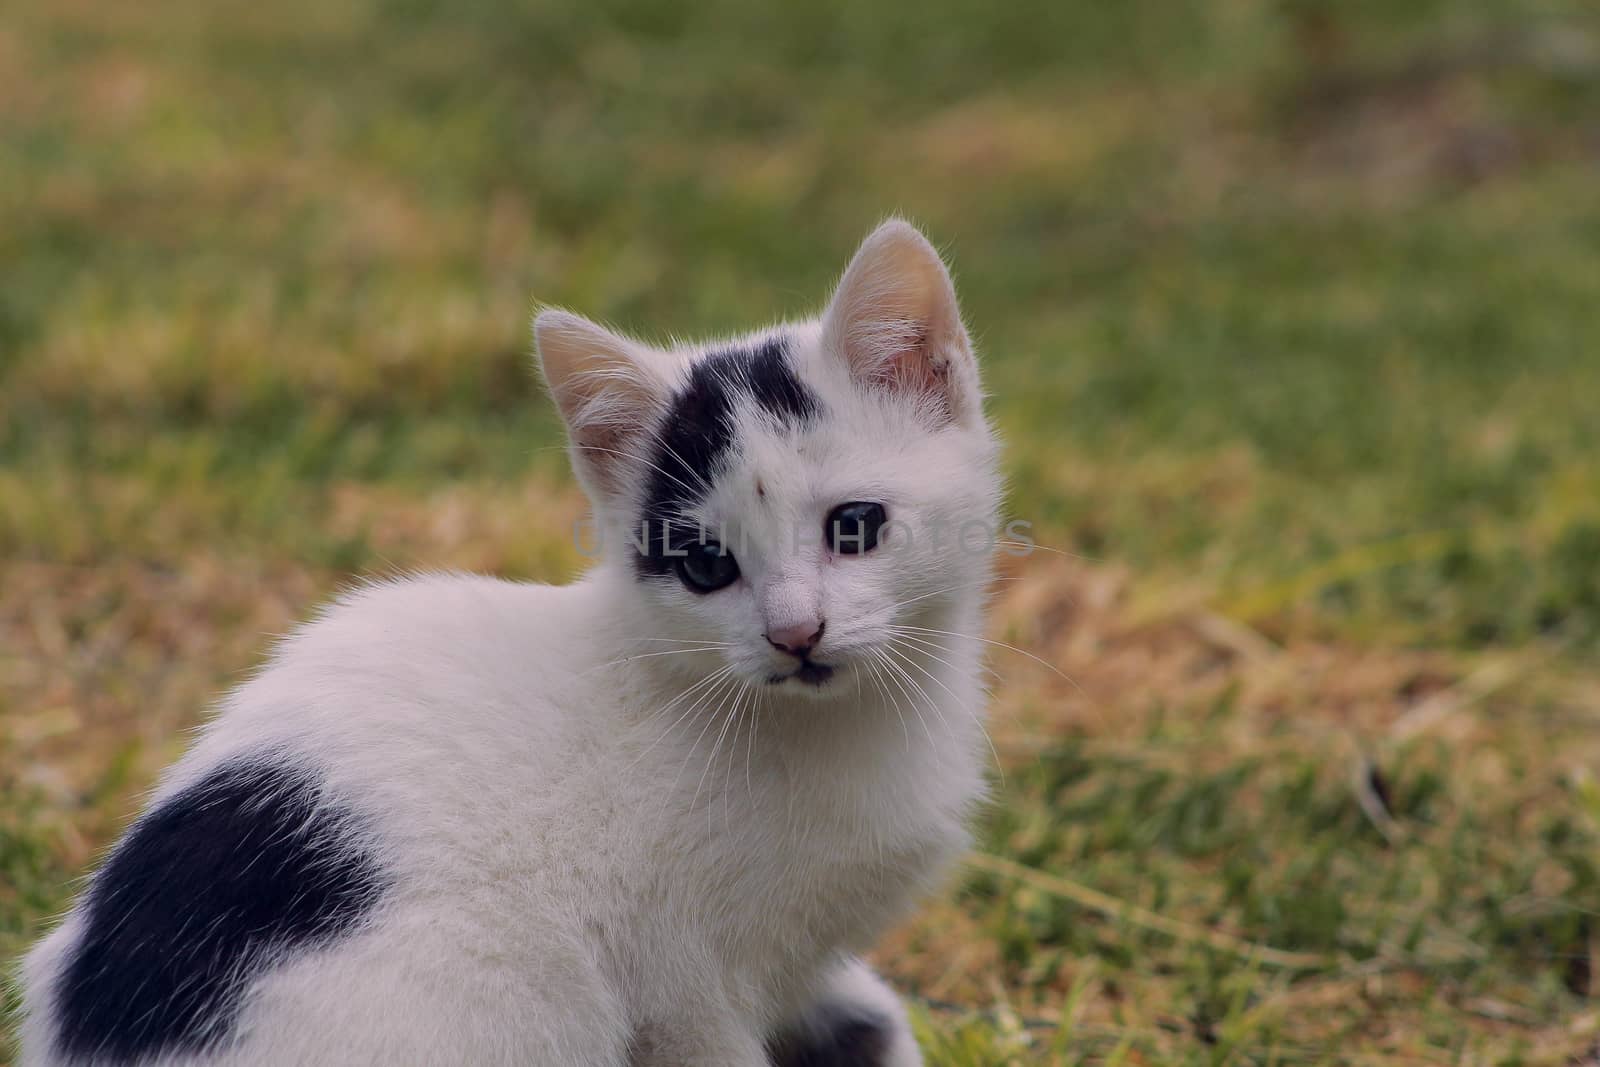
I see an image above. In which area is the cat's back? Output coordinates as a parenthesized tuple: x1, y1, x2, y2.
(17, 572, 627, 1066)
(203, 571, 602, 762)
(172, 571, 629, 869)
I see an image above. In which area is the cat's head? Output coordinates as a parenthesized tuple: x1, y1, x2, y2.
(536, 220, 1000, 696)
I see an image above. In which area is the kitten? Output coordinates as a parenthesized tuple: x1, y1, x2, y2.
(17, 220, 1001, 1066)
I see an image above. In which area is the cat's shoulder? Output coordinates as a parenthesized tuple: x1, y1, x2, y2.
(209, 572, 587, 731)
(319, 569, 545, 627)
(274, 570, 568, 663)
(177, 572, 597, 783)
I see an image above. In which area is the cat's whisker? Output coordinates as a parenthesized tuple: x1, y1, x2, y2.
(873, 649, 951, 772)
(888, 628, 1022, 695)
(885, 637, 1005, 784)
(992, 540, 1098, 561)
(864, 652, 915, 759)
(868, 647, 935, 750)
(880, 576, 1020, 617)
(575, 646, 730, 679)
(891, 624, 1098, 733)
(627, 674, 732, 773)
(856, 655, 908, 752)
(883, 630, 1002, 685)
(882, 637, 971, 712)
(743, 683, 761, 804)
(623, 665, 737, 775)
(718, 688, 745, 832)
(669, 671, 746, 806)
(686, 698, 738, 816)
(549, 440, 707, 503)
(567, 443, 708, 502)
(877, 643, 950, 741)
(662, 678, 735, 802)
(729, 679, 766, 827)
(697, 676, 754, 818)
(650, 437, 716, 496)
(618, 646, 729, 659)
(650, 663, 736, 721)
(718, 677, 758, 830)
(892, 624, 1081, 694)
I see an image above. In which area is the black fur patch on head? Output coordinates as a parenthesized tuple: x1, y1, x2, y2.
(51, 759, 388, 1064)
(635, 335, 818, 578)
(766, 1006, 894, 1067)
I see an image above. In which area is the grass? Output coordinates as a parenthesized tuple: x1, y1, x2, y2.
(4, 0, 1600, 1062)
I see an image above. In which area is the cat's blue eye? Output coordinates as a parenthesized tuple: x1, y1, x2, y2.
(826, 502, 887, 555)
(675, 540, 740, 592)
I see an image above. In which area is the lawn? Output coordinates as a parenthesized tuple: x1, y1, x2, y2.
(4, 0, 1600, 1062)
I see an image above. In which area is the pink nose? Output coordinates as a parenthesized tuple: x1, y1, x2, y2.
(766, 621, 825, 657)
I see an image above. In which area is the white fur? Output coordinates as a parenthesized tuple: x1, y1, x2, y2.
(19, 221, 999, 1066)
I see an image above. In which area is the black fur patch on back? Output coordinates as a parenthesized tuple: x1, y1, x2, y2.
(52, 759, 388, 1063)
(636, 335, 818, 577)
(766, 1005, 894, 1067)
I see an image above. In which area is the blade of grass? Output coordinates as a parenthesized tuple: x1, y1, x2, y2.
(964, 851, 1333, 971)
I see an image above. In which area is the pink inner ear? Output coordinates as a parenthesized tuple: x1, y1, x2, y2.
(867, 327, 954, 420)
(826, 222, 973, 422)
(884, 332, 942, 391)
(574, 419, 645, 496)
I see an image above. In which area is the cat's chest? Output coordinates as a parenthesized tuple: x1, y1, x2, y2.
(668, 756, 970, 946)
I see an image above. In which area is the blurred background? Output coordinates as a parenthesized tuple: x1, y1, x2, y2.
(4, 1, 1600, 1062)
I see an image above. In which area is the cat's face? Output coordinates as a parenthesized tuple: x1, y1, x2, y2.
(538, 221, 999, 697)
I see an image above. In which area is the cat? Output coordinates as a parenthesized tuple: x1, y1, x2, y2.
(17, 219, 1002, 1066)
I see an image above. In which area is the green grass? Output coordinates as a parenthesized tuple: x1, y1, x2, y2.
(5, 0, 1600, 1062)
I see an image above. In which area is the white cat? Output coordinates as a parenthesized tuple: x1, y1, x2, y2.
(18, 220, 1001, 1067)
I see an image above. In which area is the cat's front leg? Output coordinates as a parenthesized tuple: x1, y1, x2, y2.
(765, 957, 922, 1067)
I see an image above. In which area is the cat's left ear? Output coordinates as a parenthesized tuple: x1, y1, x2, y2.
(534, 309, 666, 501)
(821, 219, 980, 426)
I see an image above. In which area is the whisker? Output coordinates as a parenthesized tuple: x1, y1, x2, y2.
(892, 626, 1099, 731)
(869, 647, 936, 749)
(880, 576, 1020, 617)
(885, 630, 1002, 683)
(651, 437, 717, 496)
(878, 643, 950, 739)
(743, 682, 761, 803)
(670, 672, 745, 805)
(694, 677, 749, 815)
(574, 646, 730, 679)
(892, 624, 1081, 693)
(875, 649, 958, 774)
(855, 656, 908, 752)
(624, 665, 736, 774)
(993, 540, 1098, 562)
(719, 684, 751, 832)
(886, 637, 1005, 785)
(565, 443, 708, 502)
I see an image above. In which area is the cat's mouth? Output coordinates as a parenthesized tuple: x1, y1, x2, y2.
(767, 660, 836, 688)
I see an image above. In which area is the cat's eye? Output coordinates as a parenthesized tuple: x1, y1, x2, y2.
(675, 540, 741, 593)
(826, 502, 887, 555)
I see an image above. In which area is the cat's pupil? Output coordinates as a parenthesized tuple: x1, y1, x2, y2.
(826, 502, 887, 555)
(676, 540, 740, 593)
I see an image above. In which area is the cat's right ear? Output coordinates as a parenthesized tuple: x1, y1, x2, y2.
(822, 220, 980, 427)
(534, 309, 665, 500)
